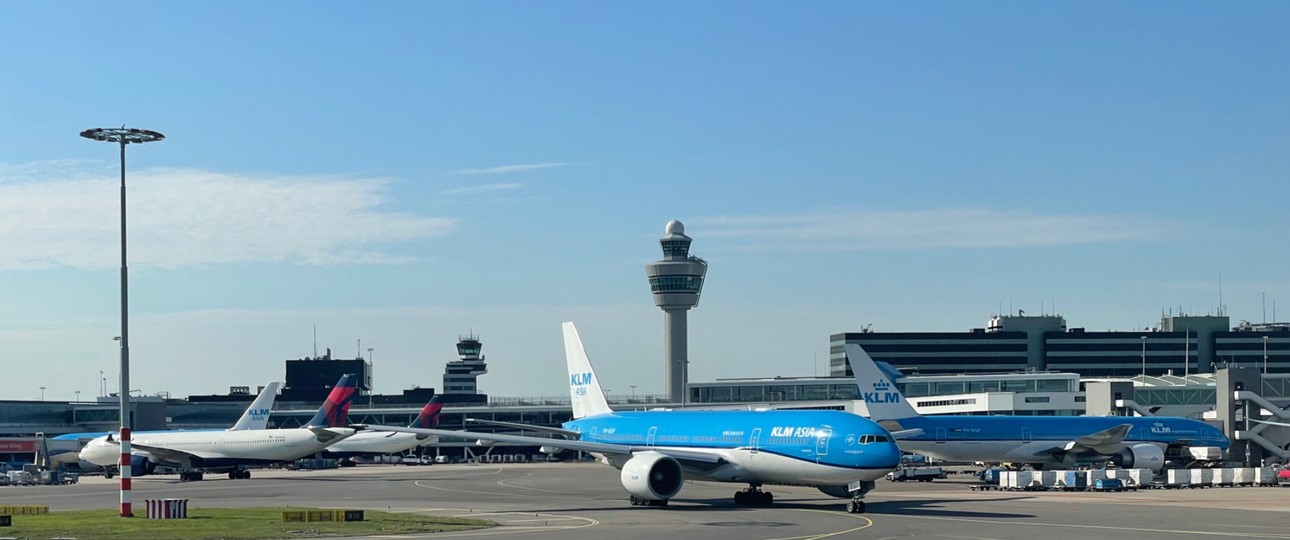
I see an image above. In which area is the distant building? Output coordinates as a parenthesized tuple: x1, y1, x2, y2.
(832, 313, 1290, 378)
(443, 334, 488, 395)
(280, 348, 370, 401)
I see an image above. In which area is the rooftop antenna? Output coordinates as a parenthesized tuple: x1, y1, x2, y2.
(1218, 272, 1224, 317)
(313, 325, 318, 359)
(1263, 292, 1267, 324)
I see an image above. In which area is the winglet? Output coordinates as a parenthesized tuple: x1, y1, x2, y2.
(410, 396, 443, 429)
(845, 343, 920, 421)
(563, 322, 612, 419)
(229, 382, 280, 431)
(306, 374, 357, 428)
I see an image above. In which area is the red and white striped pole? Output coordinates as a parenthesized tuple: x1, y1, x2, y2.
(119, 427, 133, 517)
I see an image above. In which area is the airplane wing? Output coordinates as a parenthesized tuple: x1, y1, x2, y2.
(465, 418, 580, 438)
(103, 437, 210, 468)
(360, 425, 723, 464)
(1249, 418, 1290, 428)
(1032, 424, 1133, 457)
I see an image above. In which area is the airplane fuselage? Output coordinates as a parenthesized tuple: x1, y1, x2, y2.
(569, 409, 901, 486)
(79, 428, 356, 469)
(885, 415, 1228, 465)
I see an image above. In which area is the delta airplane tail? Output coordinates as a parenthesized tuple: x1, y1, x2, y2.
(306, 374, 358, 428)
(844, 344, 919, 421)
(563, 322, 612, 419)
(410, 397, 443, 429)
(228, 382, 281, 431)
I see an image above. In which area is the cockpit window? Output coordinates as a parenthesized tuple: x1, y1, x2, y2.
(858, 434, 892, 444)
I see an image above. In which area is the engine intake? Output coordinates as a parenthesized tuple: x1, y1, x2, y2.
(619, 452, 684, 501)
(130, 455, 157, 476)
(1110, 443, 1165, 472)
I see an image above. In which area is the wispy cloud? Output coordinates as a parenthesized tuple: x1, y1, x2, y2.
(698, 207, 1166, 250)
(440, 182, 523, 195)
(450, 163, 568, 175)
(0, 163, 457, 270)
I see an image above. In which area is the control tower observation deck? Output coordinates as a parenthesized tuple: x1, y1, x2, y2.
(644, 220, 708, 403)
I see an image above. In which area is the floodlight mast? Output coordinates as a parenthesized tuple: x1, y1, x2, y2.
(79, 127, 164, 518)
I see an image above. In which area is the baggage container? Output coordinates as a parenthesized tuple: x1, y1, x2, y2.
(1231, 468, 1255, 486)
(1058, 470, 1087, 490)
(1215, 468, 1236, 486)
(1086, 469, 1108, 485)
(1165, 469, 1191, 488)
(1253, 468, 1278, 486)
(1038, 470, 1059, 488)
(1188, 468, 1213, 488)
(1104, 468, 1151, 487)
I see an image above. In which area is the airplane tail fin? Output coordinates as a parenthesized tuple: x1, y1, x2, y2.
(229, 381, 280, 431)
(306, 374, 357, 428)
(844, 344, 920, 421)
(410, 396, 443, 429)
(563, 322, 612, 419)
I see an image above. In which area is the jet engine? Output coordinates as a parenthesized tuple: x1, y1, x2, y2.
(130, 455, 157, 476)
(1109, 444, 1165, 471)
(619, 451, 684, 501)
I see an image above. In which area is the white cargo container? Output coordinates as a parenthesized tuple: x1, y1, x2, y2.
(1232, 468, 1256, 486)
(1187, 447, 1223, 461)
(1002, 471, 1040, 490)
(1214, 468, 1237, 486)
(1039, 470, 1059, 488)
(1104, 468, 1153, 487)
(1086, 469, 1108, 485)
(1188, 468, 1214, 487)
(1165, 469, 1191, 488)
(1253, 468, 1279, 486)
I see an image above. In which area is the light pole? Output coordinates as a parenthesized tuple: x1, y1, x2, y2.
(75, 390, 81, 403)
(630, 385, 637, 401)
(366, 347, 375, 407)
(81, 126, 164, 519)
(1263, 335, 1269, 374)
(39, 387, 46, 401)
(1140, 335, 1148, 379)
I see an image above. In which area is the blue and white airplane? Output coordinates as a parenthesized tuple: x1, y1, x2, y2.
(845, 343, 1230, 471)
(364, 322, 902, 513)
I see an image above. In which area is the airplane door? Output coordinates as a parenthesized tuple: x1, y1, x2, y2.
(1022, 427, 1032, 443)
(750, 428, 761, 453)
(936, 427, 947, 443)
(815, 429, 830, 457)
(647, 426, 657, 447)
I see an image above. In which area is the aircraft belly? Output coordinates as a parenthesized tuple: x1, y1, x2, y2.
(696, 450, 884, 485)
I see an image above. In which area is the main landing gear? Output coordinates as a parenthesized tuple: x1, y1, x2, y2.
(629, 496, 668, 506)
(179, 471, 205, 482)
(733, 484, 774, 506)
(228, 469, 251, 480)
(846, 480, 875, 514)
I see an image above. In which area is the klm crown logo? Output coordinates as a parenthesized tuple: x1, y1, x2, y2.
(862, 379, 901, 404)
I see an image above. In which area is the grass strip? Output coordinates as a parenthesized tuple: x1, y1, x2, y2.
(0, 507, 492, 539)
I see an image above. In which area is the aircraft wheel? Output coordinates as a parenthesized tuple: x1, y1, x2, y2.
(847, 500, 866, 513)
(760, 492, 774, 506)
(228, 471, 237, 480)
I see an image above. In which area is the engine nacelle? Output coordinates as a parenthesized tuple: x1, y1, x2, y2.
(130, 455, 157, 476)
(1110, 443, 1165, 472)
(619, 452, 684, 501)
(539, 446, 563, 455)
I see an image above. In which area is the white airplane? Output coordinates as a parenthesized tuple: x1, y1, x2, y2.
(48, 381, 281, 468)
(80, 375, 359, 481)
(362, 323, 901, 513)
(323, 397, 442, 460)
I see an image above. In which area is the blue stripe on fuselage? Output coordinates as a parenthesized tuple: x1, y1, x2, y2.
(565, 409, 900, 470)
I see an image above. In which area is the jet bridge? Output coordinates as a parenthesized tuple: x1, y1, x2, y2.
(1220, 368, 1290, 465)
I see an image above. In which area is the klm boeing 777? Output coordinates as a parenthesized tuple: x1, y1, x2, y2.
(845, 344, 1229, 471)
(364, 322, 901, 513)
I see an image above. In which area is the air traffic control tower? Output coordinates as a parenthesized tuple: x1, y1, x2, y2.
(645, 220, 708, 403)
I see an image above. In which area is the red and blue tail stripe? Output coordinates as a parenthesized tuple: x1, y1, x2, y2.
(307, 374, 357, 427)
(411, 396, 443, 429)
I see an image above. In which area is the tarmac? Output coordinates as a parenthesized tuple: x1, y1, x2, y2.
(3, 462, 1290, 539)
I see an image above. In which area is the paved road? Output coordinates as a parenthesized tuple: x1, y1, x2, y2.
(3, 464, 1289, 539)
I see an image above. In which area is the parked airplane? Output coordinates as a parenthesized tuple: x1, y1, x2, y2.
(323, 397, 442, 461)
(844, 343, 1230, 471)
(80, 375, 358, 481)
(47, 382, 281, 469)
(364, 322, 901, 513)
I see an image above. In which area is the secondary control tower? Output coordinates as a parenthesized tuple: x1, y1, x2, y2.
(644, 220, 708, 403)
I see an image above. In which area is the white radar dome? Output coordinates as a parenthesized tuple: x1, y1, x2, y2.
(664, 220, 685, 235)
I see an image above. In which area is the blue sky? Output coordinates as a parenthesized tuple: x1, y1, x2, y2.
(1, 2, 1287, 402)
